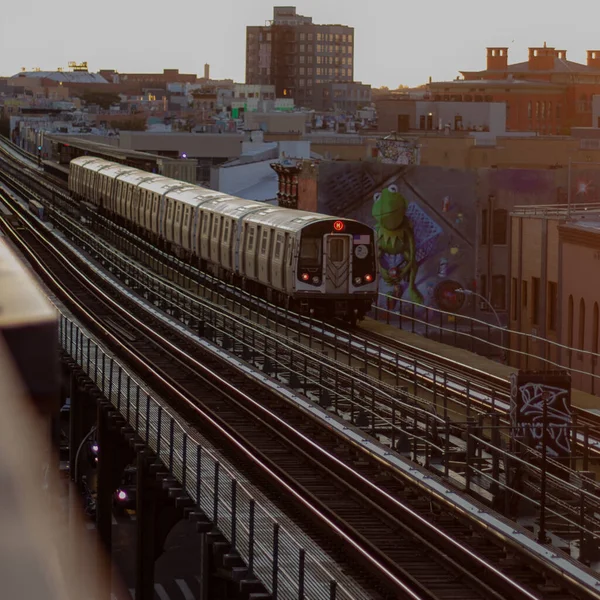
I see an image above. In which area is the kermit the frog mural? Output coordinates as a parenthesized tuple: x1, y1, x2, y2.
(372, 184, 423, 303)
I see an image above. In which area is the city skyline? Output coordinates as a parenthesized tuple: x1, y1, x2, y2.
(2, 0, 600, 88)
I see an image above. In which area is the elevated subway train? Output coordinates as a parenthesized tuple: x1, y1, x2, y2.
(68, 156, 378, 321)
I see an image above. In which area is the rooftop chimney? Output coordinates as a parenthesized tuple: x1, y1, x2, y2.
(587, 50, 600, 68)
(528, 44, 555, 71)
(204, 63, 210, 80)
(486, 47, 509, 71)
(556, 49, 567, 60)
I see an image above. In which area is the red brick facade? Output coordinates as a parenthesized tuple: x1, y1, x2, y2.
(429, 44, 600, 134)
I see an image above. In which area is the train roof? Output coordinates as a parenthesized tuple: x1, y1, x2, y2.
(199, 196, 263, 217)
(244, 207, 330, 232)
(138, 177, 183, 194)
(71, 156, 107, 168)
(163, 187, 208, 206)
(118, 172, 164, 186)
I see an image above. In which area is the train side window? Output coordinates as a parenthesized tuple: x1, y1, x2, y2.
(261, 230, 269, 255)
(184, 209, 190, 226)
(212, 216, 220, 239)
(202, 213, 209, 235)
(247, 227, 255, 250)
(274, 234, 283, 259)
(222, 220, 230, 242)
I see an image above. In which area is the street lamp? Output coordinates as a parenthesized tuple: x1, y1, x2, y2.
(456, 288, 505, 356)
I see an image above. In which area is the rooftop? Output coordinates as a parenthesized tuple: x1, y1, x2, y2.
(11, 71, 108, 84)
(462, 57, 600, 77)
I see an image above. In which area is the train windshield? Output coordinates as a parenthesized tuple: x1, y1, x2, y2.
(299, 237, 322, 268)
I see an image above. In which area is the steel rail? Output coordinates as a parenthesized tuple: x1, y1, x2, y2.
(0, 190, 561, 600)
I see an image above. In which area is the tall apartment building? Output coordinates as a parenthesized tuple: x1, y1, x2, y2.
(246, 6, 355, 108)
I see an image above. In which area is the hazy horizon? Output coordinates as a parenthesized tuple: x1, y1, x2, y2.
(2, 0, 599, 88)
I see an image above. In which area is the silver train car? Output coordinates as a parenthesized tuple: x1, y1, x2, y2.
(68, 156, 378, 321)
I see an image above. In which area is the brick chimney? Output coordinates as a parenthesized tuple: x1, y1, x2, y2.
(556, 49, 567, 60)
(587, 50, 600, 68)
(486, 47, 508, 71)
(528, 43, 555, 71)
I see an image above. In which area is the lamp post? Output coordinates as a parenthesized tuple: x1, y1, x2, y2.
(456, 288, 505, 357)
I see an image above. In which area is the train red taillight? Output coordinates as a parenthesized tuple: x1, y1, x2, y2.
(301, 273, 310, 281)
(364, 274, 373, 283)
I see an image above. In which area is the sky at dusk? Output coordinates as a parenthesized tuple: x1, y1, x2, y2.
(2, 0, 599, 88)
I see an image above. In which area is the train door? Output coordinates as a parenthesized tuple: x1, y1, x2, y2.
(324, 234, 351, 294)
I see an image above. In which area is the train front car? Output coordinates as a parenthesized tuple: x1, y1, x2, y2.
(295, 218, 377, 323)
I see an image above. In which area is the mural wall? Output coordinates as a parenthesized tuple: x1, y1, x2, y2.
(317, 163, 476, 313)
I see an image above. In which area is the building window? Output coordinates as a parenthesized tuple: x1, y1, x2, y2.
(532, 277, 540, 326)
(556, 103, 561, 119)
(308, 44, 313, 53)
(579, 298, 586, 350)
(348, 35, 353, 43)
(316, 68, 321, 76)
(527, 101, 532, 119)
(299, 44, 305, 52)
(522, 280, 528, 310)
(491, 275, 506, 310)
(307, 68, 313, 75)
(512, 278, 518, 321)
(568, 295, 574, 346)
(541, 101, 546, 120)
(299, 67, 305, 75)
(300, 33, 305, 41)
(299, 55, 305, 64)
(480, 274, 488, 305)
(547, 281, 558, 332)
(594, 302, 599, 354)
(535, 101, 540, 119)
(317, 33, 322, 41)
(547, 101, 552, 120)
(308, 33, 313, 41)
(492, 209, 507, 245)
(481, 209, 488, 244)
(299, 79, 305, 87)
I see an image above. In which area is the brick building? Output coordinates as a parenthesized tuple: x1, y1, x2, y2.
(246, 6, 355, 108)
(429, 44, 600, 134)
(508, 205, 600, 394)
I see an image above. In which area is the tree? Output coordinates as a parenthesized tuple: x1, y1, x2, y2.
(80, 91, 122, 109)
(396, 84, 409, 90)
(110, 118, 147, 131)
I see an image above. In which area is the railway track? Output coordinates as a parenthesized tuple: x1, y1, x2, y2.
(3, 148, 600, 565)
(3, 163, 598, 599)
(2, 139, 599, 439)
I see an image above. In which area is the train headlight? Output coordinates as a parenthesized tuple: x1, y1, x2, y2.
(117, 490, 128, 502)
(354, 276, 362, 285)
(301, 273, 310, 281)
(364, 274, 373, 283)
(312, 276, 320, 285)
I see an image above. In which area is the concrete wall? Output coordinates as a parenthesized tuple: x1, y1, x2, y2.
(118, 132, 243, 159)
(210, 159, 278, 201)
(559, 223, 600, 393)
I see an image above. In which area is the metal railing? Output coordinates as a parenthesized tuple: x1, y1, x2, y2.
(372, 293, 600, 395)
(58, 309, 366, 600)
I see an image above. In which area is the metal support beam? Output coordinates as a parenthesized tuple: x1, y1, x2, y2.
(68, 372, 85, 481)
(136, 450, 157, 600)
(96, 403, 113, 560)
